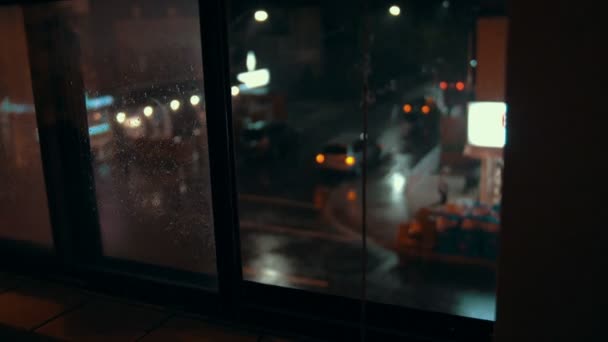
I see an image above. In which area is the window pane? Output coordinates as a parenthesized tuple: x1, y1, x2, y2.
(365, 2, 505, 321)
(0, 6, 53, 247)
(67, 0, 216, 275)
(231, 0, 506, 320)
(230, 3, 365, 298)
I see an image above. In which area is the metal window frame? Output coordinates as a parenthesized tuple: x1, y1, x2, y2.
(0, 0, 495, 340)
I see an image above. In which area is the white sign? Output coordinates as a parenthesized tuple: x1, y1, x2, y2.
(467, 102, 507, 148)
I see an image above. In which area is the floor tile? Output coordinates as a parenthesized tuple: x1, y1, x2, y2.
(0, 281, 87, 330)
(0, 272, 23, 292)
(36, 298, 168, 341)
(140, 316, 258, 342)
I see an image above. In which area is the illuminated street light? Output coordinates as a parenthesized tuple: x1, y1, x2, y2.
(254, 10, 268, 22)
(116, 112, 126, 123)
(170, 99, 181, 111)
(231, 86, 240, 96)
(143, 106, 153, 117)
(389, 5, 401, 16)
(190, 95, 201, 106)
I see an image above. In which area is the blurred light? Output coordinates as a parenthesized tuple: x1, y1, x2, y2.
(389, 5, 401, 16)
(315, 153, 325, 164)
(93, 112, 102, 121)
(442, 0, 450, 9)
(421, 105, 431, 115)
(439, 81, 448, 90)
(470, 59, 478, 68)
(403, 104, 412, 113)
(143, 106, 154, 117)
(467, 102, 507, 148)
(88, 123, 110, 136)
(246, 51, 257, 71)
(456, 81, 466, 91)
(116, 112, 126, 123)
(391, 173, 406, 192)
(128, 117, 141, 128)
(170, 99, 181, 111)
(0, 97, 35, 114)
(85, 95, 114, 110)
(237, 68, 270, 89)
(254, 10, 268, 22)
(345, 156, 356, 166)
(347, 190, 357, 202)
(231, 86, 240, 96)
(190, 95, 201, 106)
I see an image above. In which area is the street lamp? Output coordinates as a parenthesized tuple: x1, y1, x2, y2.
(389, 5, 401, 16)
(254, 10, 269, 22)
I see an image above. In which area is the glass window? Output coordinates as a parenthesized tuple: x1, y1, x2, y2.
(230, 0, 506, 320)
(64, 0, 216, 275)
(0, 5, 53, 247)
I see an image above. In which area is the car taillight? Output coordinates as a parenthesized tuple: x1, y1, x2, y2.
(403, 104, 412, 113)
(316, 154, 325, 164)
(345, 156, 356, 166)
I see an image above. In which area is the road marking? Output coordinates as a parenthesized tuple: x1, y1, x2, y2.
(239, 194, 317, 210)
(242, 266, 329, 288)
(240, 220, 356, 243)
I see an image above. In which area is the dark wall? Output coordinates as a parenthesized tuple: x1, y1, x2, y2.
(495, 1, 605, 341)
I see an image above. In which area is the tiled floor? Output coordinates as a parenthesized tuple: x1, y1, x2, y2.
(0, 272, 293, 341)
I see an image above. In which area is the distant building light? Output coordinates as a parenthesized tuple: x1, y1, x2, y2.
(389, 5, 401, 16)
(254, 10, 268, 22)
(442, 0, 450, 9)
(231, 86, 240, 96)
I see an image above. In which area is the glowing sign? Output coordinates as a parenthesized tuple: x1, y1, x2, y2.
(88, 123, 110, 136)
(237, 69, 270, 89)
(467, 102, 507, 148)
(85, 95, 114, 110)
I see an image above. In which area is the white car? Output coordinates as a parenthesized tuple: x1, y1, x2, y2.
(315, 134, 382, 173)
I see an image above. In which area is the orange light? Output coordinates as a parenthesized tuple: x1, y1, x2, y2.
(421, 105, 431, 115)
(402, 104, 412, 113)
(439, 81, 448, 90)
(456, 81, 465, 91)
(315, 154, 325, 164)
(345, 156, 356, 166)
(347, 190, 357, 201)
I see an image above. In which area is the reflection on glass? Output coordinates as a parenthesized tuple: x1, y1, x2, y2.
(0, 6, 53, 246)
(230, 0, 505, 320)
(70, 0, 216, 275)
